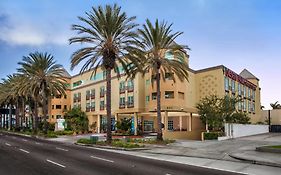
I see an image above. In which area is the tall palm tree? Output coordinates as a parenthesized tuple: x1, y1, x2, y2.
(69, 4, 140, 143)
(134, 19, 189, 141)
(17, 52, 66, 134)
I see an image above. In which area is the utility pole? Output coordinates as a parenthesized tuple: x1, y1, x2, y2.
(268, 110, 271, 132)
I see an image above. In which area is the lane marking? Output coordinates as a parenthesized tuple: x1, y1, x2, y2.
(35, 142, 42, 145)
(19, 149, 30, 154)
(46, 159, 66, 168)
(56, 147, 68, 152)
(5, 143, 11, 146)
(90, 155, 114, 163)
(22, 139, 28, 142)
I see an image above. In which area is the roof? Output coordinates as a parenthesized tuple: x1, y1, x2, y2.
(239, 69, 259, 80)
(61, 68, 71, 78)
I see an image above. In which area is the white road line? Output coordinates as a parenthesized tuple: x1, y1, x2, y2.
(19, 148, 30, 154)
(46, 159, 66, 168)
(5, 143, 11, 146)
(56, 147, 68, 152)
(22, 139, 28, 142)
(35, 142, 42, 145)
(90, 155, 114, 163)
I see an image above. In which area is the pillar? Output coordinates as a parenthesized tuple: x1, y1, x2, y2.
(179, 116, 182, 131)
(133, 113, 138, 135)
(188, 113, 192, 132)
(97, 115, 100, 133)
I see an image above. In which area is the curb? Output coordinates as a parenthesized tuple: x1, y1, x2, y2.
(1, 130, 46, 140)
(75, 142, 150, 151)
(229, 153, 281, 168)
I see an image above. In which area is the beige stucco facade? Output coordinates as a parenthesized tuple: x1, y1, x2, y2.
(48, 52, 262, 140)
(261, 109, 281, 125)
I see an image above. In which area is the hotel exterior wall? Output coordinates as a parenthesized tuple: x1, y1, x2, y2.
(261, 109, 281, 125)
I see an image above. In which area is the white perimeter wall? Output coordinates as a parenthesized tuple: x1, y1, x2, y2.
(225, 123, 269, 138)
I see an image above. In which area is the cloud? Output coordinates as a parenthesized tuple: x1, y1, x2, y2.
(0, 13, 70, 46)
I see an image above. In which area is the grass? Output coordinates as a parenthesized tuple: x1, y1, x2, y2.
(77, 138, 144, 148)
(130, 138, 175, 145)
(267, 145, 281, 149)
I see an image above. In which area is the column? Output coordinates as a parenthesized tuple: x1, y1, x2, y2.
(188, 113, 192, 132)
(133, 113, 138, 135)
(97, 115, 100, 133)
(164, 111, 168, 131)
(179, 116, 182, 131)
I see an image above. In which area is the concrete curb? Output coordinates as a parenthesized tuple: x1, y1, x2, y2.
(75, 142, 150, 151)
(229, 153, 281, 168)
(1, 130, 46, 140)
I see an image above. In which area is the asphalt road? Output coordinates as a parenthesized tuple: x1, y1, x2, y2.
(0, 131, 243, 175)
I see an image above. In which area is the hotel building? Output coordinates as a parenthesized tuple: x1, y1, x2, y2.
(49, 52, 261, 140)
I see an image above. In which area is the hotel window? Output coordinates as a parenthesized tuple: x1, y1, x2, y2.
(253, 102, 255, 113)
(165, 91, 174, 99)
(127, 80, 134, 92)
(243, 100, 247, 111)
(145, 79, 150, 86)
(86, 90, 90, 100)
(56, 105, 61, 109)
(248, 88, 251, 99)
(73, 80, 82, 88)
(55, 94, 62, 99)
(253, 90, 256, 100)
(64, 95, 67, 99)
(119, 81, 125, 93)
(243, 86, 247, 97)
(238, 101, 242, 111)
(128, 96, 134, 108)
(56, 115, 62, 119)
(64, 105, 67, 110)
(100, 101, 105, 110)
(168, 118, 174, 131)
(86, 102, 90, 112)
(178, 92, 185, 99)
(248, 101, 251, 112)
(102, 71, 106, 80)
(145, 95, 150, 103)
(152, 92, 157, 100)
(224, 77, 229, 91)
(165, 73, 173, 80)
(238, 84, 241, 96)
(119, 97, 125, 108)
(91, 89, 95, 99)
(100, 86, 105, 97)
(52, 105, 54, 109)
(91, 102, 95, 111)
(231, 80, 235, 93)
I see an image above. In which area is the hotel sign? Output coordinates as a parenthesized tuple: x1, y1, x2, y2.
(224, 68, 257, 90)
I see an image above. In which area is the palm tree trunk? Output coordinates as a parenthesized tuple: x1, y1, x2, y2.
(33, 101, 39, 134)
(42, 84, 48, 134)
(15, 99, 19, 129)
(9, 104, 12, 130)
(156, 68, 163, 141)
(106, 68, 112, 144)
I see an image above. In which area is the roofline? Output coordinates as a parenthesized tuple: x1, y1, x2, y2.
(194, 65, 224, 74)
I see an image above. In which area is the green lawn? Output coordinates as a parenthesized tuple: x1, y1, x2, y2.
(267, 145, 281, 149)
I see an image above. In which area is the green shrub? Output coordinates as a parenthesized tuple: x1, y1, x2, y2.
(46, 131, 58, 138)
(54, 130, 74, 135)
(77, 138, 95, 144)
(204, 132, 224, 140)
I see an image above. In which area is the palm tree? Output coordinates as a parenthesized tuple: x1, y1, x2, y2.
(134, 19, 189, 141)
(17, 52, 66, 134)
(69, 4, 140, 143)
(270, 101, 281, 109)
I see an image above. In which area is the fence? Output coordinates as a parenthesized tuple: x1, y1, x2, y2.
(224, 123, 269, 139)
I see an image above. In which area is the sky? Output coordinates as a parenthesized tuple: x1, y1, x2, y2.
(0, 0, 280, 109)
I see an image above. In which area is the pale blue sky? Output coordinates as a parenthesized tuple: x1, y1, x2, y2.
(0, 0, 280, 109)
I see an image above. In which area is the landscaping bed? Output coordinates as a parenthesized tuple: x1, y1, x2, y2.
(256, 145, 281, 154)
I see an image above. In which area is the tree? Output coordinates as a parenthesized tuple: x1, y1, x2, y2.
(17, 52, 66, 134)
(133, 19, 189, 141)
(196, 95, 250, 131)
(69, 4, 140, 143)
(270, 101, 281, 109)
(64, 107, 89, 133)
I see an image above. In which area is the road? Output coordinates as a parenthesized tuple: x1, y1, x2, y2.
(0, 131, 243, 175)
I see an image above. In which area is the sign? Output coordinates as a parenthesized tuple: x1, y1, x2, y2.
(56, 119, 65, 131)
(224, 68, 257, 90)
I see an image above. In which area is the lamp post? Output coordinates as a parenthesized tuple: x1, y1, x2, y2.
(268, 110, 271, 132)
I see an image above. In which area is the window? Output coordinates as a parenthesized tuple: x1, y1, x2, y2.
(224, 77, 229, 91)
(119, 81, 125, 93)
(52, 105, 54, 109)
(127, 80, 134, 92)
(253, 90, 256, 100)
(244, 100, 247, 111)
(145, 95, 150, 103)
(152, 92, 157, 100)
(238, 84, 241, 96)
(86, 90, 90, 100)
(55, 94, 62, 99)
(103, 71, 106, 80)
(168, 118, 173, 131)
(100, 86, 105, 97)
(248, 88, 251, 99)
(64, 105, 67, 110)
(64, 95, 67, 99)
(253, 102, 255, 113)
(91, 89, 95, 99)
(119, 97, 125, 108)
(165, 73, 173, 80)
(128, 96, 134, 108)
(86, 102, 90, 112)
(56, 105, 61, 109)
(165, 91, 174, 99)
(100, 101, 105, 110)
(248, 101, 251, 112)
(145, 79, 150, 86)
(178, 92, 184, 99)
(52, 115, 54, 119)
(238, 101, 242, 111)
(73, 80, 82, 88)
(243, 86, 247, 97)
(91, 102, 95, 111)
(56, 115, 62, 119)
(231, 80, 235, 93)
